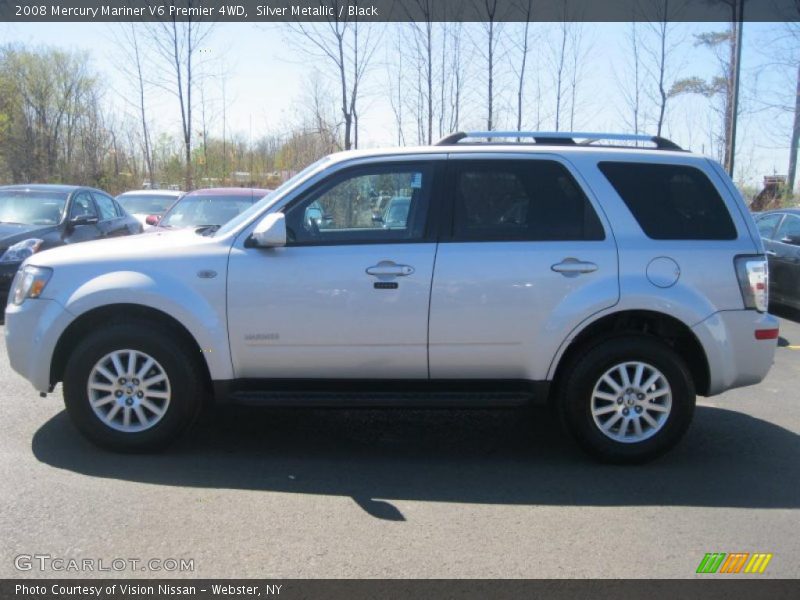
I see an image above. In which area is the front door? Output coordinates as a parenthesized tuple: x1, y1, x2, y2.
(227, 160, 442, 379)
(771, 213, 800, 304)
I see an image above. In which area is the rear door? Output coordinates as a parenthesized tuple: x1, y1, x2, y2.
(428, 154, 619, 381)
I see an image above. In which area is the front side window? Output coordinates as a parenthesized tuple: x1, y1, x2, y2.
(756, 213, 782, 239)
(93, 193, 118, 221)
(599, 162, 737, 240)
(70, 192, 98, 219)
(775, 214, 800, 243)
(284, 164, 432, 245)
(450, 159, 605, 241)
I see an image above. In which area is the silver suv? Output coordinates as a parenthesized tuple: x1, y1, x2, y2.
(5, 132, 779, 462)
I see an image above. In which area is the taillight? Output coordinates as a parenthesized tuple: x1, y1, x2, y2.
(734, 255, 769, 312)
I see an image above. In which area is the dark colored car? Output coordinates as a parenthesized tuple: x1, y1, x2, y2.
(754, 208, 800, 309)
(152, 187, 271, 231)
(0, 184, 143, 302)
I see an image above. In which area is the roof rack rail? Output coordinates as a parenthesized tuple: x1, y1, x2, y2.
(435, 131, 683, 151)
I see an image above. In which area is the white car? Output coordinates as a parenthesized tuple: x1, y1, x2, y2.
(5, 132, 778, 462)
(115, 189, 184, 228)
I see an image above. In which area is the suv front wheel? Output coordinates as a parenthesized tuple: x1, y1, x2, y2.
(559, 336, 695, 463)
(63, 321, 205, 452)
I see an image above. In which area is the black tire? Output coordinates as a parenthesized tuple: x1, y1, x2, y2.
(63, 321, 206, 452)
(558, 335, 695, 464)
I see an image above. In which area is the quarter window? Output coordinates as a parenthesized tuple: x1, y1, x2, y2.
(449, 160, 605, 241)
(284, 164, 433, 244)
(599, 162, 737, 240)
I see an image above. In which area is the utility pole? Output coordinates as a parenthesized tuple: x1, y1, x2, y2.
(725, 0, 744, 177)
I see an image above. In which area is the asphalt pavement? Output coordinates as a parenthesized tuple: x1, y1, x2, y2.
(1, 310, 799, 578)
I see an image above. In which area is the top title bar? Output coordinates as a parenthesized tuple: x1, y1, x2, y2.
(1, 0, 798, 23)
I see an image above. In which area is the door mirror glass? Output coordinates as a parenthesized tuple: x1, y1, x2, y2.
(251, 213, 287, 247)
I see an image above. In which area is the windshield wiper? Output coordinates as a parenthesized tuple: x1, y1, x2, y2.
(195, 224, 221, 236)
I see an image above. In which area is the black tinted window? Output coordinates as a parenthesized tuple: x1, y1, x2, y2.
(451, 160, 604, 241)
(599, 162, 736, 240)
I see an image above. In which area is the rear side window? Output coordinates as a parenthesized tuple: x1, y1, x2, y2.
(450, 160, 605, 241)
(599, 162, 737, 240)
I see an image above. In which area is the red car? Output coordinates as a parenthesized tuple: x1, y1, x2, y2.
(147, 187, 272, 231)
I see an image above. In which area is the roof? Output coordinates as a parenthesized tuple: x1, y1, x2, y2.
(117, 189, 184, 196)
(184, 187, 272, 197)
(0, 184, 80, 193)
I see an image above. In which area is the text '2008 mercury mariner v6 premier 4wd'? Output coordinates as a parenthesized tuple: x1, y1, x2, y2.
(5, 132, 779, 463)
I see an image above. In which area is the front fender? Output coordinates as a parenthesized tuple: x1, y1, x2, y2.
(61, 270, 233, 381)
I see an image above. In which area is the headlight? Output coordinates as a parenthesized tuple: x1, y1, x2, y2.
(9, 265, 52, 306)
(0, 238, 43, 264)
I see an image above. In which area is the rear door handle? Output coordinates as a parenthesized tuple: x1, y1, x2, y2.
(366, 261, 415, 277)
(551, 258, 599, 277)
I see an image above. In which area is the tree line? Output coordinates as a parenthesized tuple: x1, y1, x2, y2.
(0, 8, 799, 200)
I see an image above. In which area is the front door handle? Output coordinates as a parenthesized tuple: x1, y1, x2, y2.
(765, 250, 777, 257)
(366, 261, 415, 277)
(551, 258, 599, 277)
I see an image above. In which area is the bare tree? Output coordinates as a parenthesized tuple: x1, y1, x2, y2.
(512, 0, 534, 133)
(287, 1, 380, 150)
(146, 6, 213, 189)
(480, 0, 503, 131)
(617, 22, 643, 135)
(117, 23, 155, 186)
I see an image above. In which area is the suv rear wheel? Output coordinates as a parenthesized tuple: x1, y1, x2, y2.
(63, 322, 205, 452)
(558, 336, 695, 463)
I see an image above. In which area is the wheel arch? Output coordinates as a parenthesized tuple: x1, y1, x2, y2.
(549, 309, 711, 397)
(50, 303, 212, 390)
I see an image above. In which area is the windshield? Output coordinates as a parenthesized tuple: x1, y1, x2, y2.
(214, 157, 332, 237)
(117, 193, 179, 215)
(159, 194, 256, 228)
(0, 191, 67, 226)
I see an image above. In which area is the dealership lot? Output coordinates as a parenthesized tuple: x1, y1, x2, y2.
(1, 312, 798, 579)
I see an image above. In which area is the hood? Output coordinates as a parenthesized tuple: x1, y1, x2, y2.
(28, 228, 221, 269)
(0, 223, 57, 251)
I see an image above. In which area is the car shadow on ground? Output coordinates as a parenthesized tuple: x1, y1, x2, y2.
(31, 404, 800, 519)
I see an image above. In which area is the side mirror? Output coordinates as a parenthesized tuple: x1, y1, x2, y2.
(145, 214, 160, 226)
(69, 214, 99, 226)
(250, 213, 287, 248)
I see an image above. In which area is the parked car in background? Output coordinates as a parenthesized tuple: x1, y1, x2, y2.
(116, 189, 183, 227)
(0, 184, 142, 305)
(754, 208, 800, 309)
(152, 187, 271, 231)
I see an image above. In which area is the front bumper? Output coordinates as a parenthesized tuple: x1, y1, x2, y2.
(5, 297, 74, 393)
(692, 309, 779, 396)
(0, 262, 21, 306)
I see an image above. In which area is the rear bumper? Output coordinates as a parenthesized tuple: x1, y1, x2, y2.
(5, 297, 74, 393)
(692, 310, 779, 396)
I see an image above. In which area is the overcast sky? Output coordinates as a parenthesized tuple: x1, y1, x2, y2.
(1, 20, 793, 187)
